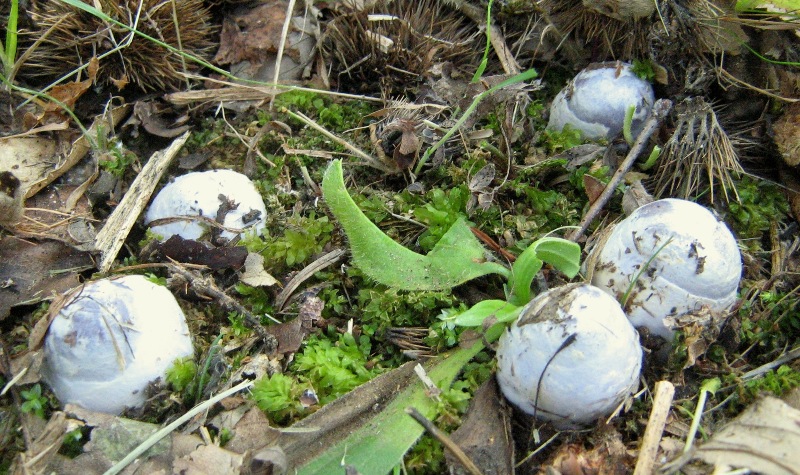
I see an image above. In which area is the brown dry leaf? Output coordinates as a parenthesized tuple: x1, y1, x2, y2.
(15, 185, 96, 248)
(213, 0, 316, 84)
(266, 317, 306, 354)
(583, 174, 606, 205)
(173, 444, 245, 475)
(127, 100, 191, 138)
(774, 101, 800, 167)
(19, 104, 130, 199)
(240, 252, 279, 286)
(543, 427, 632, 474)
(266, 294, 321, 354)
(0, 237, 93, 321)
(109, 75, 129, 91)
(693, 396, 800, 474)
(222, 407, 281, 454)
(559, 144, 606, 170)
(0, 171, 23, 226)
(214, 3, 287, 65)
(44, 57, 99, 112)
(0, 136, 60, 198)
(446, 378, 514, 475)
(156, 235, 249, 270)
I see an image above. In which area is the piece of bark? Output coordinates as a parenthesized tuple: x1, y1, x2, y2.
(93, 132, 189, 273)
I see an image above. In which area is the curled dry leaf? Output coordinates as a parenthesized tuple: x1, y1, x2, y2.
(241, 252, 279, 287)
(692, 396, 800, 474)
(0, 238, 93, 322)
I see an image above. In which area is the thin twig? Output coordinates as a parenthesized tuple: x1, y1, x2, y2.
(275, 248, 346, 311)
(165, 263, 279, 345)
(405, 406, 483, 475)
(281, 108, 396, 174)
(568, 99, 673, 242)
(742, 346, 800, 380)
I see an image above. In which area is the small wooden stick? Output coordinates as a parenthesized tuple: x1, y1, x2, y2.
(94, 131, 189, 272)
(568, 99, 672, 242)
(633, 380, 676, 475)
(405, 406, 483, 475)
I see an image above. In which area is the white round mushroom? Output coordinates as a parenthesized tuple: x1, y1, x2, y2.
(547, 61, 655, 140)
(496, 283, 642, 428)
(588, 198, 742, 341)
(42, 275, 194, 415)
(145, 169, 267, 242)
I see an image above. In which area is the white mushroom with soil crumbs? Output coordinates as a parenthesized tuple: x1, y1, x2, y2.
(145, 169, 267, 243)
(42, 275, 194, 415)
(588, 198, 742, 342)
(547, 61, 655, 141)
(495, 283, 643, 429)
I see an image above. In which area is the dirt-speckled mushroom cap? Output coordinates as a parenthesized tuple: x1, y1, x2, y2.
(42, 275, 194, 415)
(145, 169, 267, 242)
(547, 61, 655, 140)
(589, 198, 742, 340)
(496, 283, 642, 428)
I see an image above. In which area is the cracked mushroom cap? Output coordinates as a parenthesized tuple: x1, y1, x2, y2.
(589, 198, 742, 340)
(496, 283, 642, 428)
(42, 275, 194, 415)
(145, 169, 267, 242)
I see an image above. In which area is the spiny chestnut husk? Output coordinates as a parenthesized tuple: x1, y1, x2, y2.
(652, 97, 744, 204)
(23, 0, 217, 92)
(538, 0, 652, 60)
(320, 0, 481, 94)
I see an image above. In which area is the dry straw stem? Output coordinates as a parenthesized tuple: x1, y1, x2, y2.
(653, 97, 744, 204)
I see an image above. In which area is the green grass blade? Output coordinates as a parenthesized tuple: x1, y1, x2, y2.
(322, 160, 509, 291)
(414, 68, 538, 174)
(470, 0, 494, 83)
(2, 0, 18, 75)
(295, 341, 484, 475)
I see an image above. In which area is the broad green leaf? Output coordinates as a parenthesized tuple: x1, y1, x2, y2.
(507, 253, 543, 307)
(533, 238, 581, 278)
(321, 160, 509, 291)
(453, 299, 523, 327)
(507, 237, 581, 306)
(295, 341, 484, 474)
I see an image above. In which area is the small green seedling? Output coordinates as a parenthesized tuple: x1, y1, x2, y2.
(165, 357, 198, 393)
(684, 377, 721, 453)
(20, 384, 49, 419)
